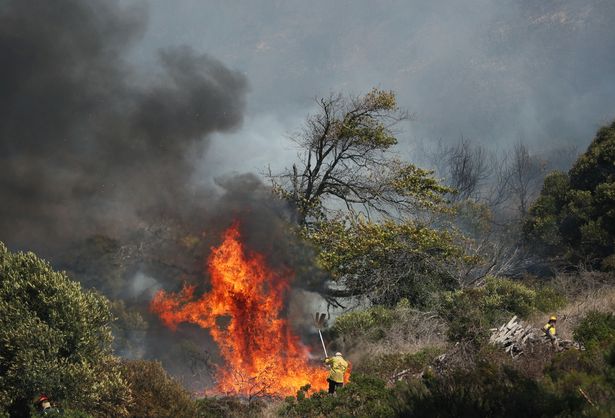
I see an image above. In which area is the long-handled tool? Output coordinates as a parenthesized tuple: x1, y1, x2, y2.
(313, 312, 328, 358)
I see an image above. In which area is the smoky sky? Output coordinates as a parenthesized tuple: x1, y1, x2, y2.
(138, 0, 615, 176)
(0, 0, 247, 252)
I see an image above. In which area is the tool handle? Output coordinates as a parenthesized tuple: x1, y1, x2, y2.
(318, 329, 328, 358)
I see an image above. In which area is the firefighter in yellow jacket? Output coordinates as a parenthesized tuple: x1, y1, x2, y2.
(325, 352, 348, 394)
(543, 315, 557, 341)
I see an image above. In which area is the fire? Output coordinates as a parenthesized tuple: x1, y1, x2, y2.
(150, 222, 328, 397)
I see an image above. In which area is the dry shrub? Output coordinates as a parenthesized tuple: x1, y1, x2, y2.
(367, 309, 447, 356)
(333, 300, 447, 368)
(511, 342, 557, 380)
(260, 399, 284, 418)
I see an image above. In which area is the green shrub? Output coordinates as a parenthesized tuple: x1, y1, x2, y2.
(573, 311, 615, 348)
(0, 242, 130, 417)
(120, 360, 199, 418)
(333, 305, 395, 341)
(279, 374, 396, 418)
(394, 359, 569, 418)
(483, 277, 537, 318)
(439, 276, 558, 344)
(439, 287, 491, 344)
(545, 344, 615, 415)
(533, 285, 568, 313)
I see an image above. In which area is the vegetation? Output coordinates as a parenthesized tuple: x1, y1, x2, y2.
(269, 89, 451, 226)
(2, 89, 615, 417)
(439, 276, 566, 343)
(524, 120, 615, 270)
(0, 242, 131, 417)
(279, 375, 396, 418)
(120, 360, 199, 418)
(270, 89, 468, 307)
(307, 218, 465, 306)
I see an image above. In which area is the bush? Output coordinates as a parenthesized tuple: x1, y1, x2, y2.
(573, 311, 615, 348)
(545, 344, 615, 414)
(439, 276, 556, 344)
(439, 277, 536, 345)
(0, 242, 130, 417)
(333, 305, 396, 341)
(525, 120, 615, 269)
(195, 396, 264, 418)
(393, 359, 568, 418)
(279, 374, 396, 418)
(120, 360, 199, 418)
(533, 285, 568, 313)
(356, 348, 444, 382)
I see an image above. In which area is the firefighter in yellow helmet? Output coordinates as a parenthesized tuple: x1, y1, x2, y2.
(543, 315, 557, 341)
(324, 352, 348, 394)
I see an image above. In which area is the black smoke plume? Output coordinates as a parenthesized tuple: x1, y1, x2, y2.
(0, 0, 248, 253)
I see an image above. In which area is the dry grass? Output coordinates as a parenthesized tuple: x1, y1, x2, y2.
(340, 309, 448, 366)
(260, 399, 284, 418)
(529, 271, 615, 340)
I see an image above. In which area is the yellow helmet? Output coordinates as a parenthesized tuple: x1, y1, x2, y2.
(549, 315, 557, 321)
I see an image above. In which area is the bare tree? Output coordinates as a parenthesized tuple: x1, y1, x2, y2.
(508, 142, 545, 218)
(427, 137, 492, 202)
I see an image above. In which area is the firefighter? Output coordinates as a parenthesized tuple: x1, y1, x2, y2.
(543, 315, 557, 341)
(34, 394, 59, 415)
(324, 352, 348, 394)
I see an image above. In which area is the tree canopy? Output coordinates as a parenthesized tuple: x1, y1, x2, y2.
(270, 89, 467, 306)
(524, 120, 615, 270)
(305, 217, 464, 307)
(270, 89, 451, 225)
(0, 242, 130, 416)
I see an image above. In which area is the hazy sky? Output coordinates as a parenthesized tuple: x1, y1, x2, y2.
(133, 0, 615, 176)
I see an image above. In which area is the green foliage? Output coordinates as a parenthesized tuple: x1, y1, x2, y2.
(525, 120, 615, 268)
(279, 374, 396, 418)
(394, 358, 567, 418)
(439, 277, 547, 343)
(272, 89, 453, 226)
(306, 218, 465, 306)
(332, 305, 396, 341)
(545, 326, 615, 416)
(110, 300, 148, 357)
(0, 242, 131, 417)
(573, 311, 615, 348)
(120, 360, 199, 418)
(533, 284, 568, 313)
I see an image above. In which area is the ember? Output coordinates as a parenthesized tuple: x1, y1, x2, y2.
(151, 222, 328, 397)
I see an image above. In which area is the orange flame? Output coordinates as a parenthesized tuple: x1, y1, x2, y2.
(150, 222, 328, 397)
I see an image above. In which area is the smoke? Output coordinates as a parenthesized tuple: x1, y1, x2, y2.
(141, 0, 615, 166)
(0, 0, 248, 253)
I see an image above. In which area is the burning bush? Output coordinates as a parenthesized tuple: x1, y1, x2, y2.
(150, 223, 328, 398)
